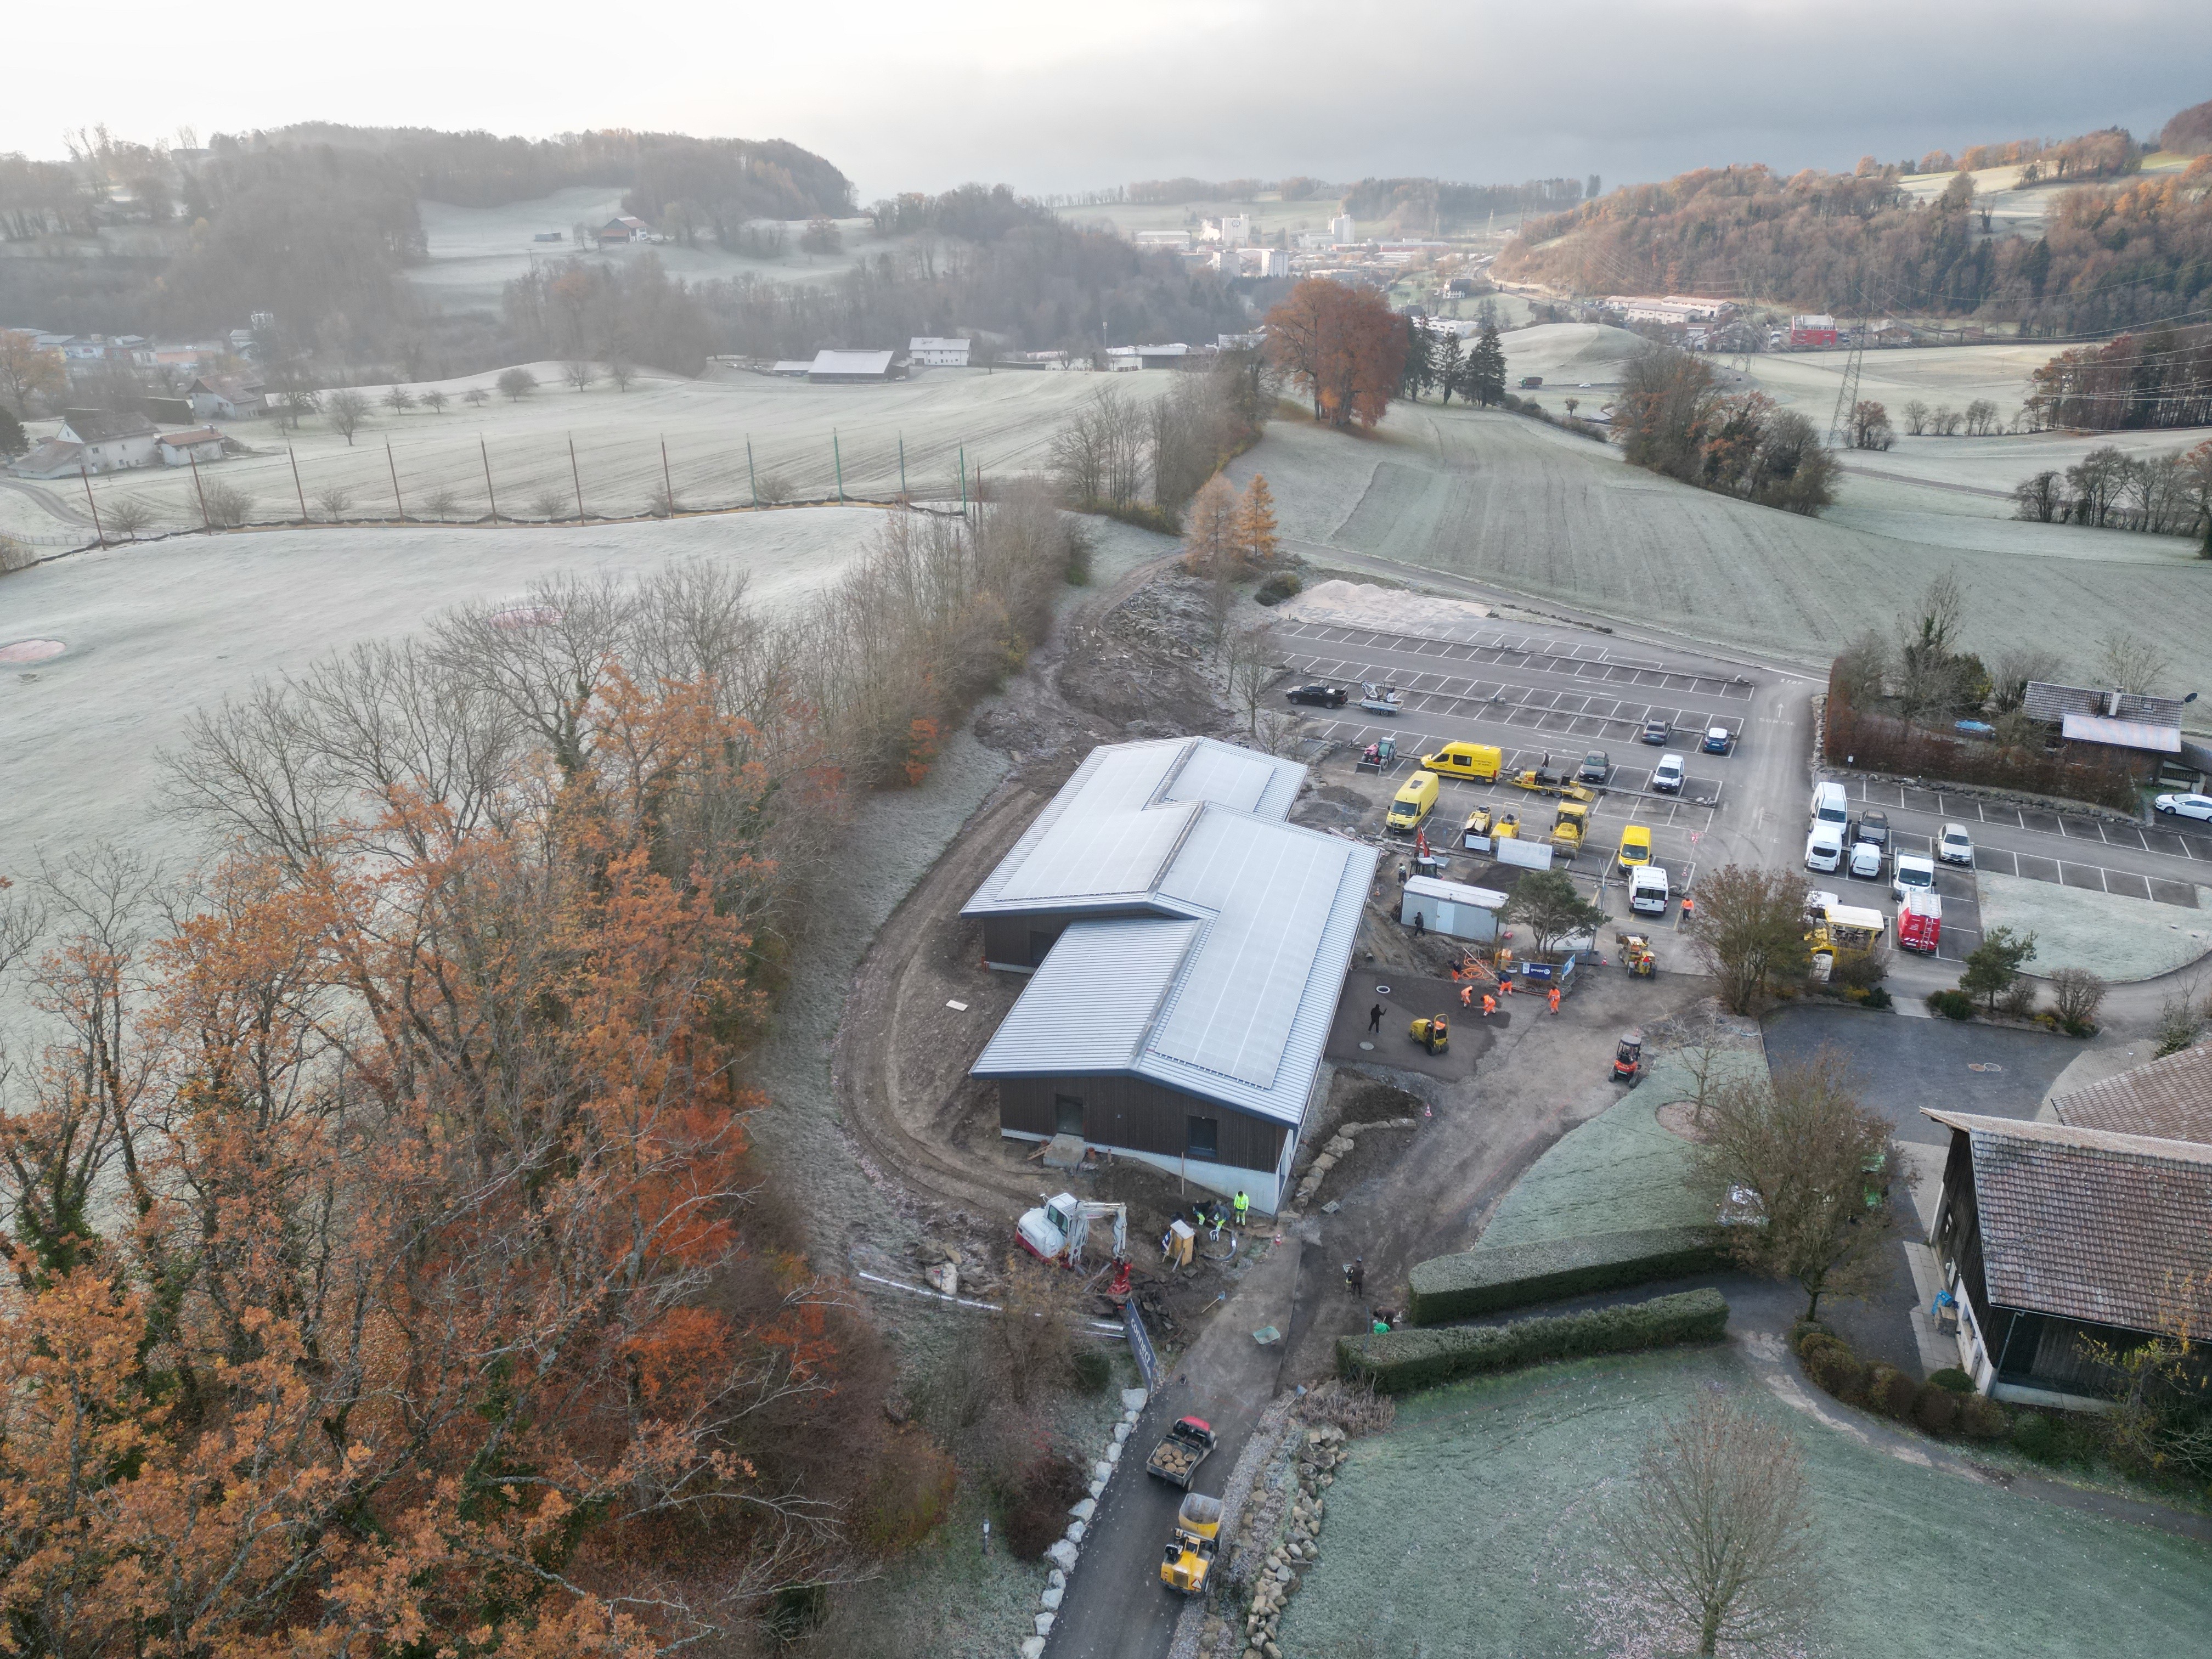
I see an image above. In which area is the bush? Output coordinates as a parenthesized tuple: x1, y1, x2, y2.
(1062, 520, 1095, 585)
(1070, 1346, 1112, 1395)
(1406, 1228, 1728, 1323)
(1928, 1366, 1974, 1393)
(1862, 984, 1893, 1009)
(1959, 1393, 2010, 1442)
(1337, 1288, 1729, 1393)
(1254, 571, 1303, 606)
(1863, 1362, 1917, 1419)
(853, 1431, 958, 1555)
(2010, 1410, 2061, 1462)
(1912, 1381, 1962, 1435)
(1926, 988, 1976, 1020)
(1001, 1452, 1087, 1559)
(1800, 1336, 1865, 1400)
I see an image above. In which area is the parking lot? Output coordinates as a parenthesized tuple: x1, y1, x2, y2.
(1834, 777, 2204, 911)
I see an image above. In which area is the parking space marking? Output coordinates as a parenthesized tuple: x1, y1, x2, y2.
(1282, 652, 1743, 743)
(1273, 620, 1760, 701)
(1843, 775, 2212, 861)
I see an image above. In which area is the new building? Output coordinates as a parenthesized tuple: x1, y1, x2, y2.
(964, 737, 1376, 1214)
(909, 336, 972, 367)
(805, 348, 902, 383)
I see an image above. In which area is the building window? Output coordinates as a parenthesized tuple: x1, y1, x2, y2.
(1186, 1116, 1219, 1161)
(1054, 1094, 1084, 1137)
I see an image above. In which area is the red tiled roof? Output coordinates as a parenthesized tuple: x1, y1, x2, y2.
(1925, 1109, 2212, 1338)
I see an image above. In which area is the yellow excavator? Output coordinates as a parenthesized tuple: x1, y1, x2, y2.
(1160, 1493, 1223, 1595)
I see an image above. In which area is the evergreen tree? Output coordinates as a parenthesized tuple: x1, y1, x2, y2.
(1467, 323, 1507, 407)
(1436, 332, 1464, 405)
(1401, 320, 1435, 399)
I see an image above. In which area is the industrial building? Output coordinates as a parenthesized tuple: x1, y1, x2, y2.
(965, 737, 1376, 1214)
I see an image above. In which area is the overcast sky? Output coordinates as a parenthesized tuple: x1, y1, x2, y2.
(8, 1, 2208, 200)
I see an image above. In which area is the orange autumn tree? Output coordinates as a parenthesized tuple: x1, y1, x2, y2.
(1265, 278, 1409, 430)
(0, 577, 892, 1655)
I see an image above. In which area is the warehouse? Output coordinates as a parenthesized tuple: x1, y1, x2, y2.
(965, 737, 1376, 1214)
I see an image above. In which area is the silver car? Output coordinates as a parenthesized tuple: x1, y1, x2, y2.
(1938, 822, 1974, 866)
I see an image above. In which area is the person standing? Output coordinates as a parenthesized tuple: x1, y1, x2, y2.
(1413, 912, 1425, 937)
(1233, 1190, 1250, 1229)
(1368, 1003, 1384, 1033)
(1548, 984, 1562, 1016)
(1346, 1259, 1365, 1298)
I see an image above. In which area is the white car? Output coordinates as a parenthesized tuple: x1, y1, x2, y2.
(1651, 753, 1686, 794)
(1804, 826, 1844, 873)
(1847, 840, 1884, 880)
(1892, 854, 1937, 903)
(1938, 822, 1975, 866)
(2154, 793, 2212, 822)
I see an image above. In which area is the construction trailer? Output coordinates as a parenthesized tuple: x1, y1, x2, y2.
(1398, 875, 1506, 944)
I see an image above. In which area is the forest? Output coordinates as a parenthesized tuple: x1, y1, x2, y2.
(1497, 149, 2212, 335)
(1339, 175, 1590, 232)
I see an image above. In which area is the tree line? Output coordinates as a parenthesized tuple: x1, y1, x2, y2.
(2011, 437, 2212, 546)
(2023, 323, 2212, 432)
(0, 486, 1090, 1651)
(1613, 345, 1837, 515)
(1339, 175, 1588, 233)
(1497, 149, 2212, 336)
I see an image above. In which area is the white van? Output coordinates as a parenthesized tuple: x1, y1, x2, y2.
(1629, 865, 1671, 915)
(1809, 782, 1850, 832)
(1804, 825, 1845, 873)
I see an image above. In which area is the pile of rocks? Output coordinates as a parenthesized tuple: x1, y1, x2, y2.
(1235, 1427, 1348, 1659)
(1290, 1119, 1417, 1208)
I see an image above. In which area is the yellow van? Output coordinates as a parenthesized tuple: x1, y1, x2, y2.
(1617, 824, 1653, 870)
(1387, 770, 1440, 834)
(1419, 741, 1503, 782)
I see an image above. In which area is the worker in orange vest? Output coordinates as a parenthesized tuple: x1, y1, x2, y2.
(1481, 993, 1497, 1019)
(1548, 984, 1562, 1015)
(1460, 983, 1473, 1008)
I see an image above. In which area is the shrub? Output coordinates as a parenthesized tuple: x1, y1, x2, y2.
(1997, 978, 2040, 1022)
(2010, 1411, 2061, 1462)
(1959, 1393, 2010, 1442)
(1254, 571, 1303, 606)
(1001, 1452, 1087, 1559)
(1406, 1228, 1728, 1323)
(1788, 1320, 1833, 1355)
(1928, 1367, 1974, 1393)
(1862, 985, 1893, 1009)
(1070, 1346, 1112, 1395)
(853, 1431, 957, 1555)
(202, 482, 253, 528)
(1337, 1288, 1728, 1393)
(1801, 1336, 1865, 1400)
(1062, 520, 1095, 585)
(1912, 1381, 1962, 1435)
(1863, 1362, 1917, 1419)
(1926, 988, 1976, 1020)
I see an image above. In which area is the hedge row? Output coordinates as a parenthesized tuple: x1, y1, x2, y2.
(1407, 1227, 1728, 1324)
(1338, 1288, 1729, 1393)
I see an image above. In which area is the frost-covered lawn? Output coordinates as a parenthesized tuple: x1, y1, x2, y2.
(1281, 1347, 2212, 1659)
(1976, 870, 2212, 984)
(1475, 1075, 1725, 1247)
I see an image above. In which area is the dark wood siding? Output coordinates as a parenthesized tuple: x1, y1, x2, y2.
(996, 1074, 1287, 1173)
(981, 915, 1076, 968)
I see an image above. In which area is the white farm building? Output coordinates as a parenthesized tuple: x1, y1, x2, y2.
(909, 337, 972, 367)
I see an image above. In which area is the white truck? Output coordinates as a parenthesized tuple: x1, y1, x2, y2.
(1628, 865, 1670, 916)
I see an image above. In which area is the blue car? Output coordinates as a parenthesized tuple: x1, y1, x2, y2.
(1702, 725, 1732, 754)
(1955, 720, 1995, 738)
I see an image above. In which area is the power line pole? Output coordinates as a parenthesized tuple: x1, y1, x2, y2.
(1827, 311, 1868, 447)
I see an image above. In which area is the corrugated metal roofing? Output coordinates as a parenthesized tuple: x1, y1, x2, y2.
(973, 919, 1199, 1074)
(1925, 1109, 2212, 1339)
(966, 737, 1374, 1127)
(1403, 874, 1506, 909)
(2060, 712, 2181, 754)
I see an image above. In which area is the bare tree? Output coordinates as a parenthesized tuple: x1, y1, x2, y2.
(1225, 625, 1279, 737)
(2094, 631, 2169, 695)
(1697, 1048, 1908, 1319)
(2046, 967, 2108, 1034)
(531, 488, 568, 520)
(606, 358, 636, 392)
(324, 389, 369, 447)
(463, 387, 490, 409)
(381, 385, 414, 416)
(419, 388, 449, 416)
(313, 484, 354, 520)
(1598, 1395, 1816, 1657)
(562, 359, 595, 391)
(420, 484, 461, 522)
(1987, 644, 2063, 714)
(1686, 864, 1809, 1014)
(1900, 399, 1930, 436)
(104, 496, 157, 540)
(496, 368, 538, 402)
(201, 482, 253, 527)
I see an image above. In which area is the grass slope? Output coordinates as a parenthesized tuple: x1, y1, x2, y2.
(1235, 402, 2212, 712)
(1282, 1347, 2211, 1659)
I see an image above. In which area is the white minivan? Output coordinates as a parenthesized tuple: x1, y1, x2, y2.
(1809, 782, 1850, 832)
(1805, 825, 1845, 873)
(1629, 865, 1671, 915)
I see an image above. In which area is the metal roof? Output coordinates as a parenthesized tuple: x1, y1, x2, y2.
(2060, 712, 2181, 754)
(1925, 1109, 2212, 1339)
(968, 737, 1373, 1127)
(1403, 874, 1506, 909)
(809, 349, 896, 376)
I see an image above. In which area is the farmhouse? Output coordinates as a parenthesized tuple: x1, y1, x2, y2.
(188, 374, 265, 420)
(157, 427, 225, 466)
(909, 336, 972, 368)
(8, 439, 86, 480)
(1926, 1106, 2212, 1409)
(57, 410, 159, 473)
(805, 349, 902, 383)
(965, 737, 1376, 1214)
(597, 216, 653, 247)
(2023, 680, 2185, 780)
